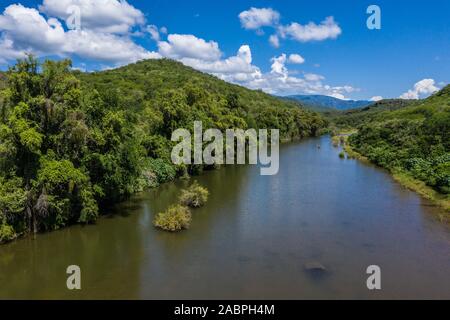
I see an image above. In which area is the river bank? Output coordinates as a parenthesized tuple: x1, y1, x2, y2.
(333, 131, 450, 218)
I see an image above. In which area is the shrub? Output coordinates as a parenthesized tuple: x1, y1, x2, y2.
(153, 204, 191, 232)
(339, 151, 345, 159)
(179, 181, 209, 208)
(0, 224, 16, 243)
(148, 158, 176, 184)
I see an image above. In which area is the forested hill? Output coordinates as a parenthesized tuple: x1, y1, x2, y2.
(346, 85, 450, 197)
(76, 58, 328, 138)
(78, 59, 307, 115)
(0, 57, 326, 242)
(327, 98, 416, 127)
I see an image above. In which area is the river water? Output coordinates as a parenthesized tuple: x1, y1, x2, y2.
(0, 136, 449, 299)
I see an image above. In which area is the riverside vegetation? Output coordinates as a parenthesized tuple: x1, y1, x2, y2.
(329, 86, 450, 216)
(154, 181, 209, 232)
(0, 56, 326, 242)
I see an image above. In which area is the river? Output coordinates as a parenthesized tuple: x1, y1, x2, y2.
(0, 136, 449, 299)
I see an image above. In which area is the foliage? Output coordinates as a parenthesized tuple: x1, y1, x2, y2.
(0, 56, 326, 242)
(336, 86, 450, 195)
(153, 204, 191, 232)
(0, 223, 16, 243)
(148, 158, 176, 184)
(179, 181, 209, 208)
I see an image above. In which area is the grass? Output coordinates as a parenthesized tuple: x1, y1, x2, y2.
(392, 171, 450, 221)
(331, 130, 368, 162)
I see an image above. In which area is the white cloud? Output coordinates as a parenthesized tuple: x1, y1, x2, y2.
(278, 16, 341, 42)
(288, 53, 305, 64)
(238, 7, 280, 30)
(370, 96, 383, 101)
(158, 34, 221, 61)
(147, 24, 160, 41)
(0, 4, 158, 66)
(0, 2, 355, 98)
(239, 7, 342, 45)
(399, 79, 439, 99)
(234, 51, 356, 98)
(269, 34, 279, 48)
(178, 45, 261, 84)
(270, 54, 288, 76)
(304, 73, 324, 81)
(64, 30, 160, 62)
(0, 36, 26, 63)
(39, 0, 145, 34)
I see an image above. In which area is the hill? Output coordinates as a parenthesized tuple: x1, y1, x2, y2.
(0, 57, 327, 242)
(326, 98, 416, 127)
(286, 94, 372, 111)
(344, 86, 450, 201)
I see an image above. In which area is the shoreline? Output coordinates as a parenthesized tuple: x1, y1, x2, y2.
(334, 133, 450, 220)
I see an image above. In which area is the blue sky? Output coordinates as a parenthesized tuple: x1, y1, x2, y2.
(0, 0, 448, 100)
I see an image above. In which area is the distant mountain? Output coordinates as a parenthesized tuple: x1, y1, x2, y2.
(285, 95, 372, 111)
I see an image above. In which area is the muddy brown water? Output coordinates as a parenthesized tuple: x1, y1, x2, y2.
(1, 136, 449, 299)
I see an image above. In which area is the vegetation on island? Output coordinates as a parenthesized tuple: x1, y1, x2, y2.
(179, 181, 209, 208)
(154, 204, 192, 232)
(0, 56, 326, 242)
(154, 181, 209, 232)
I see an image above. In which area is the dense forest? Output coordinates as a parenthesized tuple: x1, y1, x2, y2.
(326, 99, 416, 127)
(0, 56, 326, 242)
(333, 86, 450, 198)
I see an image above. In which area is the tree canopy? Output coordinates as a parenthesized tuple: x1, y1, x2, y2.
(0, 56, 327, 242)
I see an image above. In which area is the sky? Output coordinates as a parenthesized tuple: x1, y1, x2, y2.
(0, 0, 448, 100)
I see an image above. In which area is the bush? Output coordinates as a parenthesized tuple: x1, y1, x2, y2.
(0, 224, 16, 243)
(179, 181, 209, 208)
(339, 151, 345, 159)
(148, 158, 176, 184)
(154, 204, 191, 232)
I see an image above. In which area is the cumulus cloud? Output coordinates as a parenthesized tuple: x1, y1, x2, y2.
(0, 2, 355, 98)
(0, 36, 26, 63)
(278, 16, 341, 42)
(239, 7, 342, 46)
(230, 52, 356, 98)
(179, 45, 261, 84)
(158, 34, 221, 61)
(370, 96, 383, 101)
(39, 0, 145, 34)
(288, 54, 305, 64)
(238, 7, 280, 30)
(399, 79, 440, 99)
(0, 3, 158, 66)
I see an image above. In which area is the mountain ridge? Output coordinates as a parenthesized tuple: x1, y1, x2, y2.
(285, 94, 372, 111)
